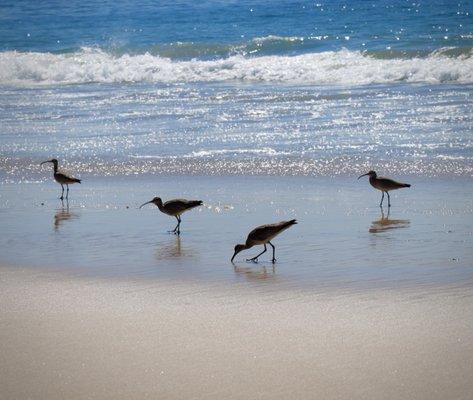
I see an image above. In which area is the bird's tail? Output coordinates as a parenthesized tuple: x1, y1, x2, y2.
(285, 219, 298, 227)
(74, 178, 82, 184)
(402, 183, 411, 188)
(190, 200, 203, 207)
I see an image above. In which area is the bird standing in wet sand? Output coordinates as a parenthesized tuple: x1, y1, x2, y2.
(231, 219, 297, 263)
(139, 197, 203, 235)
(358, 170, 411, 207)
(40, 159, 81, 200)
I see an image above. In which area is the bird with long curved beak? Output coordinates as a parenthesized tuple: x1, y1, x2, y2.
(139, 197, 203, 235)
(231, 219, 297, 263)
(40, 159, 81, 200)
(358, 170, 410, 207)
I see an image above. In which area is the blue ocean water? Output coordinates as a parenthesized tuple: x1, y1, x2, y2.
(0, 0, 472, 179)
(1, 0, 472, 56)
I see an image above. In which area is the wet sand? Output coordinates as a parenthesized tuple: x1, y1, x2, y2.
(1, 176, 472, 290)
(1, 266, 473, 400)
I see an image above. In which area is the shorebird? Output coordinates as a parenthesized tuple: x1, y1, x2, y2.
(40, 159, 81, 200)
(231, 219, 297, 263)
(139, 197, 203, 235)
(358, 170, 410, 207)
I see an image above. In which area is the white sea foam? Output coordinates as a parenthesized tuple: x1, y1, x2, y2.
(0, 47, 472, 86)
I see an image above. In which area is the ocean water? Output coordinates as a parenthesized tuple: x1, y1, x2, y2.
(0, 0, 472, 180)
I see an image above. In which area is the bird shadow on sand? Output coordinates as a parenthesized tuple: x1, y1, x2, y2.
(369, 207, 410, 234)
(53, 199, 80, 232)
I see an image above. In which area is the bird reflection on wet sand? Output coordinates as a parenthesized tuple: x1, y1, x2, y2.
(155, 236, 195, 262)
(369, 207, 410, 234)
(233, 265, 277, 283)
(54, 200, 79, 231)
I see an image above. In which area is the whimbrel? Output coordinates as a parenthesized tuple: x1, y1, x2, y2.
(358, 170, 410, 207)
(40, 159, 81, 200)
(139, 197, 203, 235)
(231, 219, 297, 263)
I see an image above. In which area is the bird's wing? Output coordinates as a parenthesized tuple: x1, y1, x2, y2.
(377, 177, 409, 190)
(56, 169, 80, 182)
(247, 220, 296, 243)
(164, 199, 202, 213)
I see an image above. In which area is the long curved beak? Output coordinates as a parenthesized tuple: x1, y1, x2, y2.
(40, 160, 51, 166)
(139, 201, 153, 209)
(231, 247, 241, 263)
(358, 172, 369, 180)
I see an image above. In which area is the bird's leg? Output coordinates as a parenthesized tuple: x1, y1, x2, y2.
(66, 184, 69, 199)
(176, 216, 181, 235)
(386, 191, 391, 207)
(379, 191, 384, 207)
(247, 244, 267, 263)
(169, 216, 180, 234)
(268, 241, 276, 263)
(60, 184, 64, 200)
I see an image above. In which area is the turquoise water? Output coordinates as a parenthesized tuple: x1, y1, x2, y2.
(1, 0, 472, 55)
(1, 0, 472, 85)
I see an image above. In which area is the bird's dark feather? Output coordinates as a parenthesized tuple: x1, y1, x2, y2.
(247, 219, 297, 243)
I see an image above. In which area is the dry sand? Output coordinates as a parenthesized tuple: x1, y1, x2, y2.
(1, 266, 473, 400)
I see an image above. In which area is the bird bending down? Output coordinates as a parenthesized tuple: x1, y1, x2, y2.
(358, 170, 410, 207)
(40, 159, 81, 200)
(139, 197, 203, 235)
(231, 219, 297, 263)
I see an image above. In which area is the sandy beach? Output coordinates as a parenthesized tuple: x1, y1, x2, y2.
(2, 1, 473, 398)
(1, 265, 472, 400)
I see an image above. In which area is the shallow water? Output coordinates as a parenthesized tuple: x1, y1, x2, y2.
(1, 83, 472, 180)
(1, 176, 472, 291)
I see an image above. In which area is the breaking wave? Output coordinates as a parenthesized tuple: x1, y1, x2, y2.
(1, 46, 472, 86)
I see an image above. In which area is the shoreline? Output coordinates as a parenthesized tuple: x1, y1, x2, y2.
(1, 260, 472, 298)
(2, 157, 473, 182)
